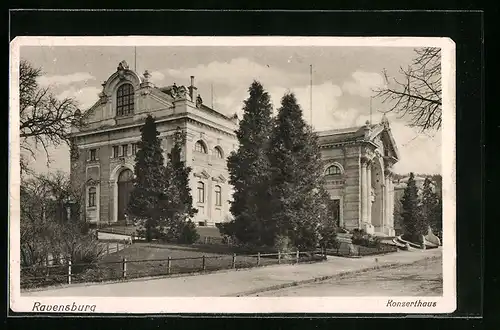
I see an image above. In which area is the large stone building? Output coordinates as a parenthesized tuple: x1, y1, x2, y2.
(70, 61, 399, 236)
(318, 120, 399, 236)
(70, 61, 238, 227)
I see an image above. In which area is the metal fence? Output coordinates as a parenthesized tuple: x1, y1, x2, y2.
(21, 249, 327, 289)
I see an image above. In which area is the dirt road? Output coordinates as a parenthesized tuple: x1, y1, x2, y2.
(248, 256, 443, 297)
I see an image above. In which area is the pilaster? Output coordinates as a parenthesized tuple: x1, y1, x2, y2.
(366, 161, 372, 226)
(360, 158, 368, 225)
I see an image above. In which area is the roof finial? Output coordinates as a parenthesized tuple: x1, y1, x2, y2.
(381, 113, 390, 128)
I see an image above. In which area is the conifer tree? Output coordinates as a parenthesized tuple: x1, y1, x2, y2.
(225, 81, 273, 245)
(432, 196, 443, 239)
(421, 177, 436, 231)
(128, 115, 166, 242)
(401, 172, 425, 243)
(267, 93, 332, 250)
(161, 127, 198, 243)
(421, 177, 442, 239)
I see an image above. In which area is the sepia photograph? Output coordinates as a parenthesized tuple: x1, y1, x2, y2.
(9, 36, 456, 314)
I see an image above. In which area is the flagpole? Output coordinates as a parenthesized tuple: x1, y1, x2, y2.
(369, 96, 373, 125)
(310, 64, 313, 126)
(134, 47, 137, 72)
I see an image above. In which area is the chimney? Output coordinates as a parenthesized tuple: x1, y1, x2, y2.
(189, 76, 197, 101)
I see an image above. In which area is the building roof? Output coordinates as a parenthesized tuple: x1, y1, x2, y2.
(317, 125, 371, 144)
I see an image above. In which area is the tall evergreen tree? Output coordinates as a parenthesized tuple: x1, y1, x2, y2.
(225, 81, 273, 245)
(420, 177, 436, 230)
(267, 93, 332, 250)
(432, 195, 443, 239)
(161, 127, 198, 242)
(421, 177, 442, 239)
(128, 115, 166, 242)
(401, 172, 425, 243)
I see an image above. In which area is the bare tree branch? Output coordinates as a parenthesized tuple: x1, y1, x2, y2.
(374, 47, 442, 131)
(19, 59, 85, 174)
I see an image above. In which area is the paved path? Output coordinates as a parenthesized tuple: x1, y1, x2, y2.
(22, 248, 442, 297)
(249, 256, 442, 297)
(98, 242, 127, 255)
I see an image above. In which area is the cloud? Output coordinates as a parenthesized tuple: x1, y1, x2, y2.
(164, 57, 309, 87)
(37, 72, 95, 87)
(211, 80, 345, 132)
(353, 112, 441, 174)
(268, 81, 343, 130)
(342, 71, 385, 98)
(390, 124, 441, 175)
(149, 71, 165, 83)
(24, 144, 71, 176)
(57, 86, 101, 110)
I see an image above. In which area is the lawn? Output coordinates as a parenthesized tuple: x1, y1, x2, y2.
(97, 224, 222, 242)
(71, 242, 323, 283)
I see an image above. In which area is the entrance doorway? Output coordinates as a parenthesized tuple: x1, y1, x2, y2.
(328, 199, 341, 227)
(117, 169, 134, 222)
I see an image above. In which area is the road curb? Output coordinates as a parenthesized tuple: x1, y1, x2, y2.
(230, 254, 441, 297)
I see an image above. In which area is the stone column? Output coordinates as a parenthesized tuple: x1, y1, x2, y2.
(360, 158, 368, 225)
(383, 170, 393, 234)
(366, 161, 372, 226)
(388, 177, 395, 232)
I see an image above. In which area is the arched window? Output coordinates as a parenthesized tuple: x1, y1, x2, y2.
(194, 140, 207, 154)
(88, 187, 96, 207)
(213, 146, 224, 159)
(325, 164, 342, 176)
(197, 181, 205, 203)
(116, 83, 135, 116)
(118, 169, 134, 182)
(215, 185, 222, 206)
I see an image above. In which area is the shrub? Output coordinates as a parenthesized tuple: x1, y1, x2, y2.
(177, 220, 200, 244)
(216, 221, 238, 243)
(351, 229, 381, 248)
(319, 225, 339, 249)
(274, 235, 292, 253)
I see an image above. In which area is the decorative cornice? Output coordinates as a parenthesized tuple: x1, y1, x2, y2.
(194, 170, 210, 180)
(86, 178, 100, 186)
(211, 174, 226, 183)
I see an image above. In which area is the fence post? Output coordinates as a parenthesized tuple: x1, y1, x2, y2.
(202, 255, 206, 271)
(257, 252, 261, 266)
(107, 242, 110, 255)
(67, 258, 72, 285)
(204, 237, 208, 244)
(296, 250, 300, 264)
(167, 256, 171, 275)
(278, 251, 281, 264)
(45, 255, 49, 279)
(122, 257, 127, 278)
(232, 253, 236, 269)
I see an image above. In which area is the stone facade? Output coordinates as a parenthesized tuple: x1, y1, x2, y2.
(70, 61, 238, 227)
(70, 61, 400, 235)
(317, 116, 400, 236)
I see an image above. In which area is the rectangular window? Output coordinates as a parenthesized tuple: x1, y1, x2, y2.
(122, 144, 128, 157)
(112, 146, 119, 158)
(89, 149, 97, 161)
(215, 186, 222, 206)
(197, 182, 205, 203)
(88, 187, 96, 207)
(132, 143, 137, 155)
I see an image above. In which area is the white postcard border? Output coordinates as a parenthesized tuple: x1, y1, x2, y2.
(9, 36, 456, 314)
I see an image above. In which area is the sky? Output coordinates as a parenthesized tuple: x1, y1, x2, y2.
(20, 45, 442, 175)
